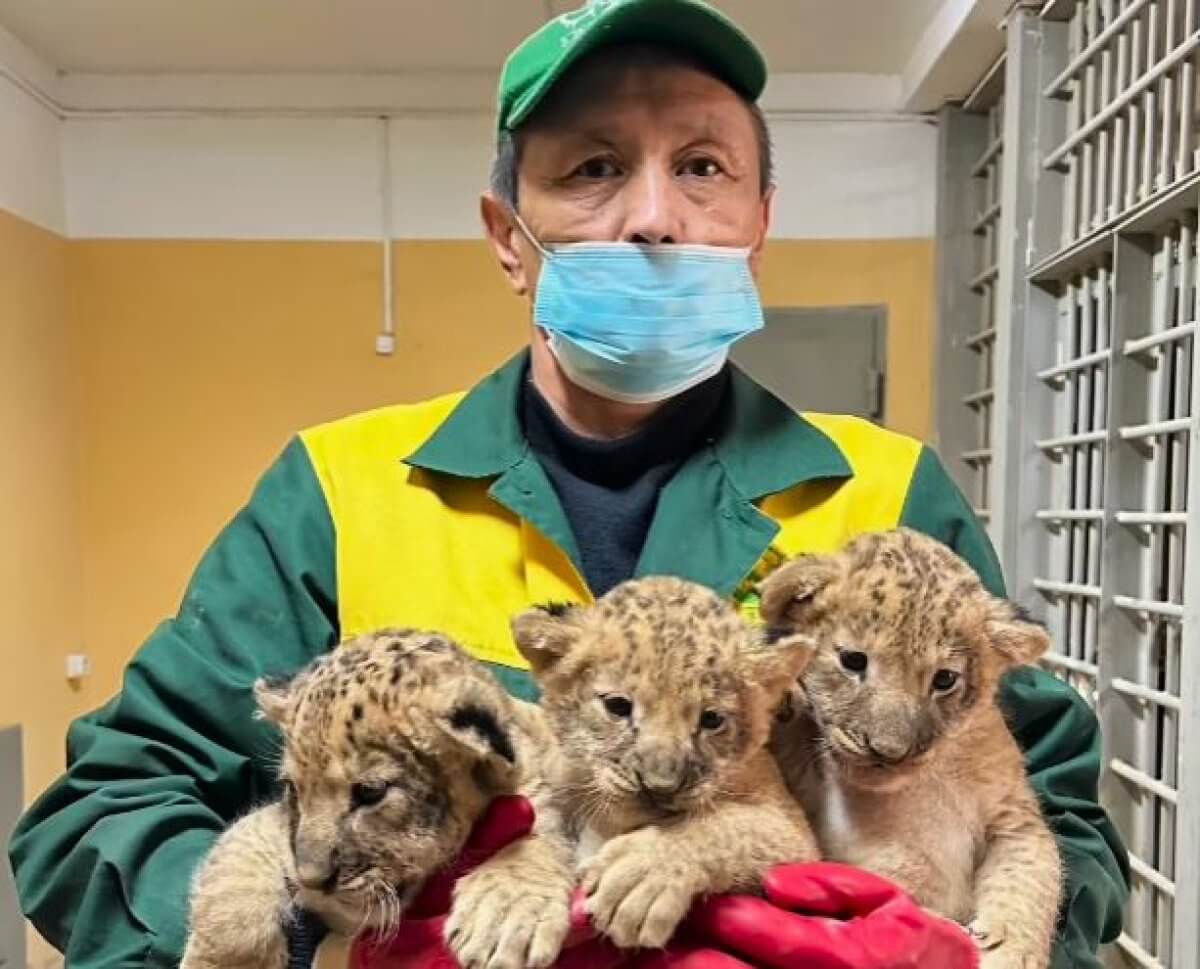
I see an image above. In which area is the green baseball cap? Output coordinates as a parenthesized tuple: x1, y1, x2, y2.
(497, 0, 767, 132)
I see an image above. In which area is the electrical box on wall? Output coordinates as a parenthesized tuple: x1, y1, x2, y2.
(66, 653, 91, 680)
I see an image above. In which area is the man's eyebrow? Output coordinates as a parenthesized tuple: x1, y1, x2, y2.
(532, 124, 622, 150)
(684, 114, 741, 143)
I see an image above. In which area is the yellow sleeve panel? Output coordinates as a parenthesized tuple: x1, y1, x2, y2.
(761, 413, 925, 557)
(298, 394, 536, 671)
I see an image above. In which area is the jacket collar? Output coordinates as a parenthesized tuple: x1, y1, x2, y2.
(404, 349, 853, 497)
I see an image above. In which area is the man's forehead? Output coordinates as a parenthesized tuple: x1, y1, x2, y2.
(549, 109, 747, 151)
(524, 44, 751, 137)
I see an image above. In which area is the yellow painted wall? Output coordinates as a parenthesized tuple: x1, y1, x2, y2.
(62, 235, 934, 734)
(69, 240, 530, 695)
(0, 209, 90, 813)
(1, 211, 87, 969)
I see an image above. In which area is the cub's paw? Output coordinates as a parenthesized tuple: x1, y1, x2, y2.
(974, 945, 1051, 968)
(977, 948, 1046, 969)
(968, 922, 1049, 969)
(446, 864, 571, 969)
(581, 830, 704, 950)
(967, 917, 1007, 952)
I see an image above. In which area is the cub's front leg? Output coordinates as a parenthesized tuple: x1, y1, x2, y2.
(446, 814, 575, 969)
(969, 792, 1062, 969)
(181, 803, 296, 969)
(583, 757, 818, 950)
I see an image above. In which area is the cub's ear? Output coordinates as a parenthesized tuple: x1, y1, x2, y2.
(987, 602, 1051, 667)
(511, 602, 584, 678)
(758, 554, 842, 628)
(436, 677, 518, 768)
(253, 675, 295, 728)
(742, 632, 816, 700)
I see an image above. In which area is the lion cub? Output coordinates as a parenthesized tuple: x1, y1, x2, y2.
(447, 576, 818, 969)
(761, 529, 1062, 969)
(180, 629, 533, 969)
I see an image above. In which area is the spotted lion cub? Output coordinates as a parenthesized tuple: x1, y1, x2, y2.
(180, 629, 531, 969)
(447, 576, 818, 969)
(761, 529, 1062, 969)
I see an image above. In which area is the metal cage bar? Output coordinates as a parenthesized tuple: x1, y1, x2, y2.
(938, 3, 1200, 963)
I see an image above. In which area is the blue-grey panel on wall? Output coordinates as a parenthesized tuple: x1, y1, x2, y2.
(0, 727, 25, 969)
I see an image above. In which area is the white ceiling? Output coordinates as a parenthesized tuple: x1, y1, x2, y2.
(0, 0, 949, 76)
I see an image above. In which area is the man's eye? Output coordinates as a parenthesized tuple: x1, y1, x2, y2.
(678, 157, 722, 177)
(350, 782, 388, 808)
(573, 157, 620, 179)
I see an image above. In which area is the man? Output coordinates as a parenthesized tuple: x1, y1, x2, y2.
(9, 2, 1127, 968)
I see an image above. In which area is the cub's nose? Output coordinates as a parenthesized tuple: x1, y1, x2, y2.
(295, 858, 340, 893)
(864, 734, 912, 765)
(634, 766, 688, 799)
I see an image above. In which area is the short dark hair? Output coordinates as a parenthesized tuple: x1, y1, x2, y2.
(489, 46, 774, 209)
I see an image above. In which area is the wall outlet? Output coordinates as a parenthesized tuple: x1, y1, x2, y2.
(66, 654, 91, 680)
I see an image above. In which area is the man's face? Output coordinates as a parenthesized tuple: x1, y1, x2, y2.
(483, 46, 773, 298)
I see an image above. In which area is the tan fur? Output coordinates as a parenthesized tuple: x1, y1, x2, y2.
(761, 529, 1063, 969)
(180, 629, 534, 969)
(448, 577, 819, 967)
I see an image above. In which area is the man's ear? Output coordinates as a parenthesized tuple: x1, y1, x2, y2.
(758, 554, 841, 628)
(742, 632, 815, 701)
(748, 184, 774, 278)
(511, 602, 584, 678)
(481, 192, 535, 296)
(253, 675, 295, 728)
(435, 677, 518, 769)
(987, 603, 1051, 668)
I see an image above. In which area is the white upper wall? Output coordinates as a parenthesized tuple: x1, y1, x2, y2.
(61, 113, 936, 241)
(0, 27, 64, 233)
(3, 0, 1002, 242)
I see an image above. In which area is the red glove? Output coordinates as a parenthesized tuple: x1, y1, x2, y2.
(351, 796, 625, 969)
(626, 863, 979, 969)
(351, 794, 533, 969)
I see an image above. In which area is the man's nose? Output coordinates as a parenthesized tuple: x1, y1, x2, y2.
(621, 167, 681, 245)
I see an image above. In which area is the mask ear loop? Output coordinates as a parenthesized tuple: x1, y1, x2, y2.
(509, 209, 551, 260)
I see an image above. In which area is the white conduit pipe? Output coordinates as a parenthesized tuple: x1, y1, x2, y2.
(377, 115, 396, 357)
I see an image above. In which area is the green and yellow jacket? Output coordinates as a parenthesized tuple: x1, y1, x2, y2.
(9, 352, 1127, 969)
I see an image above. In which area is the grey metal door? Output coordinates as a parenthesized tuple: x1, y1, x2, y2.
(0, 727, 24, 969)
(732, 305, 887, 422)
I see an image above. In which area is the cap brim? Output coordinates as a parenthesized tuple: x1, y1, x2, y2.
(505, 0, 766, 131)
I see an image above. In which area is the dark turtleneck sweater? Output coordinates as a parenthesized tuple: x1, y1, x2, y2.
(522, 369, 730, 597)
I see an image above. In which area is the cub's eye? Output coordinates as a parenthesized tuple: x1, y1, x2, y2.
(839, 650, 869, 674)
(602, 695, 634, 719)
(350, 782, 388, 808)
(932, 669, 960, 693)
(699, 710, 726, 731)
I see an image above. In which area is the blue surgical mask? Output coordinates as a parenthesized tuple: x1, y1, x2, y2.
(515, 216, 765, 404)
